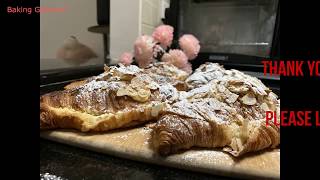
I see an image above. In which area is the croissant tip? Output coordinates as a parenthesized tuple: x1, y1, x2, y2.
(158, 143, 171, 156)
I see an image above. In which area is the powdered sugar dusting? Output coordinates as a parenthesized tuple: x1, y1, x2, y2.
(159, 84, 179, 102)
(180, 150, 233, 166)
(113, 63, 142, 75)
(76, 80, 124, 98)
(73, 80, 126, 114)
(112, 131, 134, 143)
(167, 99, 203, 119)
(93, 72, 108, 80)
(182, 83, 213, 100)
(138, 127, 153, 145)
(118, 134, 129, 141)
(80, 81, 115, 92)
(186, 63, 225, 89)
(167, 98, 233, 124)
(40, 173, 66, 180)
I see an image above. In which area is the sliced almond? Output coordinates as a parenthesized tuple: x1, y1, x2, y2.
(240, 92, 257, 105)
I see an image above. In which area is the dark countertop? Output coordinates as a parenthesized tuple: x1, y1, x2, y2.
(40, 139, 238, 180)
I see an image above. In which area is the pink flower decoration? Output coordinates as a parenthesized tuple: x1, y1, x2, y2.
(161, 49, 188, 69)
(179, 34, 200, 60)
(119, 52, 133, 65)
(134, 35, 155, 68)
(152, 25, 174, 48)
(181, 62, 193, 74)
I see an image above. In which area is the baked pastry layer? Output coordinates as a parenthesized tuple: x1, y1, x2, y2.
(40, 63, 184, 132)
(153, 63, 280, 157)
(41, 62, 280, 157)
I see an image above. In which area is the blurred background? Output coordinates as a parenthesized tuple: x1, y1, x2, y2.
(40, 0, 170, 70)
(40, 0, 279, 70)
(40, 0, 279, 93)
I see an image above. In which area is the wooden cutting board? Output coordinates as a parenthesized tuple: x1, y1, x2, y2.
(40, 125, 280, 179)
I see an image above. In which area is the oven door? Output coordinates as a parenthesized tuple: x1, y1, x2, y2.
(165, 0, 280, 71)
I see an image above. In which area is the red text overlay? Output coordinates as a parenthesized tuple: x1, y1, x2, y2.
(7, 6, 66, 15)
(262, 60, 320, 77)
(266, 111, 320, 127)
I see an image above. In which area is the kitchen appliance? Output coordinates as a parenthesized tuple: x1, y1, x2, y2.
(165, 0, 279, 66)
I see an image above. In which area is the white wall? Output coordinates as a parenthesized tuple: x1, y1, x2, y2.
(109, 0, 141, 64)
(141, 0, 161, 35)
(41, 0, 170, 67)
(40, 0, 104, 70)
(110, 0, 169, 64)
(141, 0, 170, 35)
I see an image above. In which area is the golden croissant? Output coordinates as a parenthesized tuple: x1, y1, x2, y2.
(152, 63, 280, 157)
(40, 61, 280, 157)
(40, 63, 188, 132)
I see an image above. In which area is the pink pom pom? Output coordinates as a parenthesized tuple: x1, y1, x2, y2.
(181, 62, 193, 74)
(119, 52, 133, 65)
(161, 49, 188, 69)
(179, 34, 200, 60)
(152, 25, 174, 48)
(134, 35, 155, 68)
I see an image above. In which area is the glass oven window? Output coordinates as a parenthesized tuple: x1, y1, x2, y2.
(179, 0, 279, 57)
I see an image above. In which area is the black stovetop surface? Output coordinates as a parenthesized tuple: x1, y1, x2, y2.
(40, 139, 236, 180)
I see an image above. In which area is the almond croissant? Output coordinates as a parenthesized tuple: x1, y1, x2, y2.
(153, 63, 280, 157)
(40, 63, 184, 132)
